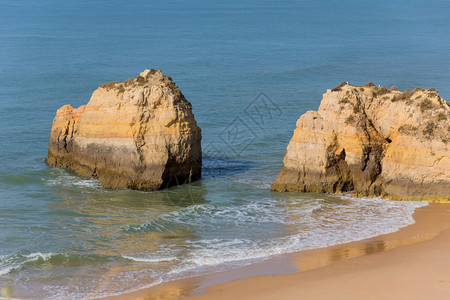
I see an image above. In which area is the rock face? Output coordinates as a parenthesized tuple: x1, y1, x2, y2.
(272, 82, 450, 201)
(46, 69, 202, 190)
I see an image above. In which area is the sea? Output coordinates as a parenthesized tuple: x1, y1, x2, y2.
(0, 0, 448, 298)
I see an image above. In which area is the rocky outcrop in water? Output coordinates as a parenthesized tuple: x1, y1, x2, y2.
(46, 69, 202, 190)
(272, 82, 450, 201)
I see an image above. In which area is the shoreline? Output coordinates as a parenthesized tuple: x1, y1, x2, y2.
(107, 202, 450, 300)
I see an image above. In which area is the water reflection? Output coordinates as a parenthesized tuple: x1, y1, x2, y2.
(294, 232, 439, 272)
(1, 169, 211, 298)
(46, 170, 208, 254)
(164, 181, 208, 207)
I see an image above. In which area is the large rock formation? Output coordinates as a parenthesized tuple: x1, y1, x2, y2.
(46, 69, 202, 190)
(272, 82, 450, 201)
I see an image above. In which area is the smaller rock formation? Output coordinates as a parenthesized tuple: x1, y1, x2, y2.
(272, 82, 450, 201)
(46, 69, 202, 190)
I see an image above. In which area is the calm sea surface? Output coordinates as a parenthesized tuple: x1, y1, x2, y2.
(0, 0, 447, 298)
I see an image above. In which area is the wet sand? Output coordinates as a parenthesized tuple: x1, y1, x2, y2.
(109, 203, 450, 300)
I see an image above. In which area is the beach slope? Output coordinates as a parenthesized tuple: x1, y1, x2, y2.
(187, 204, 450, 300)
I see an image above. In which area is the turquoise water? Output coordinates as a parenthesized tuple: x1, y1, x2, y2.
(0, 0, 447, 298)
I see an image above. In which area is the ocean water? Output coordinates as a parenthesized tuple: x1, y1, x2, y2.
(0, 0, 447, 298)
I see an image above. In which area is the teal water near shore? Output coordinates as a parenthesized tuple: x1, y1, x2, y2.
(0, 0, 448, 298)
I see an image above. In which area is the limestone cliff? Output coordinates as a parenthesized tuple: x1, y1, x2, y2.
(46, 69, 202, 190)
(272, 82, 450, 201)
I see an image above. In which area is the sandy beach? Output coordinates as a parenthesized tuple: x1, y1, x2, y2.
(111, 203, 450, 300)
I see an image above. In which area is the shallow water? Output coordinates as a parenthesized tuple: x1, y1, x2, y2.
(0, 0, 447, 298)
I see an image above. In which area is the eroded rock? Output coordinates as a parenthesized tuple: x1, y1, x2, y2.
(46, 69, 202, 190)
(272, 83, 450, 201)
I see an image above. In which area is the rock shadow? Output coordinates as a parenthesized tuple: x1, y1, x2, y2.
(201, 156, 258, 179)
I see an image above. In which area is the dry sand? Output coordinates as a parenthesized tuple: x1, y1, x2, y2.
(109, 203, 450, 300)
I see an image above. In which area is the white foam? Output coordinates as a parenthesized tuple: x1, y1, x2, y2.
(0, 252, 58, 276)
(24, 252, 55, 261)
(234, 178, 272, 189)
(154, 196, 428, 281)
(122, 255, 178, 263)
(125, 198, 324, 234)
(46, 169, 102, 189)
(0, 265, 14, 276)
